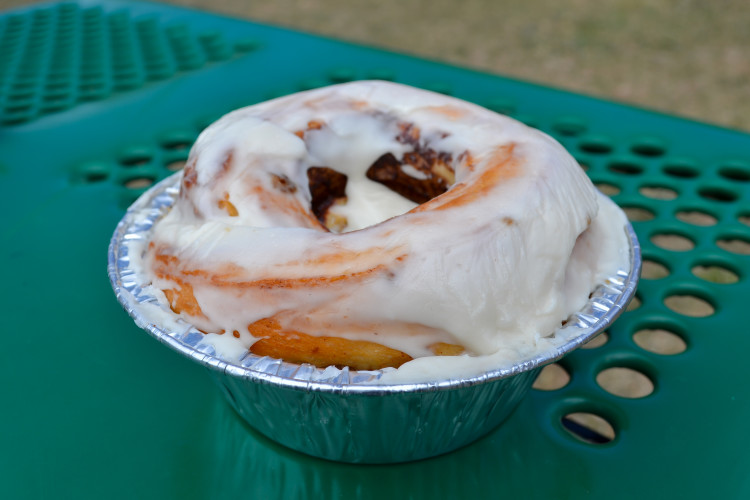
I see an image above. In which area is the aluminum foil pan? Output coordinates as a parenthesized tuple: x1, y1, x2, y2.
(108, 172, 641, 464)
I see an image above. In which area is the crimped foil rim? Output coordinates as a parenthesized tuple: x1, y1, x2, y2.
(108, 172, 641, 395)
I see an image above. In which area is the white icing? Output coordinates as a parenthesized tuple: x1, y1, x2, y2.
(141, 81, 630, 383)
(329, 179, 418, 232)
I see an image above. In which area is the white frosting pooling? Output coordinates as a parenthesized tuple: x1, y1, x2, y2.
(143, 81, 630, 382)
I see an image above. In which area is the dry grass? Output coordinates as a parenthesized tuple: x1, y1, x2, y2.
(2, 0, 749, 130)
(179, 0, 750, 132)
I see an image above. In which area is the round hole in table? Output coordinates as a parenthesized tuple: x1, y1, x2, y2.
(608, 158, 644, 176)
(596, 366, 654, 398)
(716, 237, 750, 255)
(561, 412, 616, 444)
(581, 331, 609, 349)
(119, 148, 154, 167)
(123, 176, 156, 189)
(651, 233, 695, 252)
(662, 159, 700, 179)
(699, 186, 738, 203)
(676, 210, 717, 226)
(161, 138, 194, 151)
(165, 160, 187, 172)
(631, 137, 666, 157)
(692, 264, 739, 284)
(639, 185, 678, 200)
(552, 116, 587, 136)
(633, 328, 687, 355)
(74, 161, 111, 183)
(579, 136, 614, 154)
(642, 259, 670, 280)
(718, 161, 750, 182)
(664, 294, 715, 317)
(532, 363, 570, 391)
(595, 182, 620, 196)
(623, 206, 655, 222)
(626, 294, 642, 312)
(574, 157, 589, 171)
(4, 104, 33, 114)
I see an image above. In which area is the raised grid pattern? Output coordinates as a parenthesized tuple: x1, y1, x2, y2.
(0, 2, 257, 124)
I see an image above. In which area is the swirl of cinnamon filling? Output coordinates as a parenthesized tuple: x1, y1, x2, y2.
(145, 81, 627, 371)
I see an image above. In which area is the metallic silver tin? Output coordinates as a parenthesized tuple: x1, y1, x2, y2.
(109, 173, 641, 464)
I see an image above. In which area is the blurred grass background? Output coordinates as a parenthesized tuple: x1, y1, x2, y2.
(2, 0, 749, 132)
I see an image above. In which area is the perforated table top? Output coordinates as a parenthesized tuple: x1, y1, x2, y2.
(2, 2, 749, 498)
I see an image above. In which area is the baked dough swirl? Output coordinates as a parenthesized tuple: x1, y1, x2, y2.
(145, 81, 627, 371)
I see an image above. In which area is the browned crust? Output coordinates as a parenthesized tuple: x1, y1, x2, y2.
(217, 192, 239, 216)
(428, 342, 466, 356)
(162, 280, 205, 318)
(248, 318, 413, 370)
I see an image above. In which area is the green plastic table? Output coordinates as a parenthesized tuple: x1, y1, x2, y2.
(2, 2, 749, 498)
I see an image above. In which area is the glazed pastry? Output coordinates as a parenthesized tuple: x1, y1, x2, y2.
(145, 81, 629, 371)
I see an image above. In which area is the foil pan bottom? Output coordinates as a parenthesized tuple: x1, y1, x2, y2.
(211, 366, 539, 463)
(109, 173, 640, 463)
